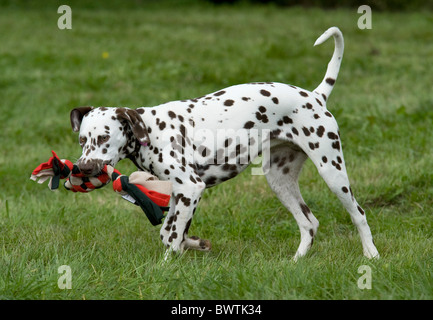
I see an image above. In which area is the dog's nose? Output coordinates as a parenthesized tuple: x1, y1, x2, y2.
(78, 162, 95, 176)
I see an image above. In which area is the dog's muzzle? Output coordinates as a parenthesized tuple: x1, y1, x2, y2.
(77, 159, 110, 177)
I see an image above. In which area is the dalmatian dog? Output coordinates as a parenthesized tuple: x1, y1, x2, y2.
(70, 27, 379, 260)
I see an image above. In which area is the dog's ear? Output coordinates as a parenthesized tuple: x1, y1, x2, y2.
(70, 106, 93, 132)
(116, 108, 150, 145)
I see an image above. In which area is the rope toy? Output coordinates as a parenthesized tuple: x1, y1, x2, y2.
(30, 151, 171, 226)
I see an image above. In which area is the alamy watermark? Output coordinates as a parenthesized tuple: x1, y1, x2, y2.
(58, 265, 72, 290)
(357, 265, 372, 290)
(57, 4, 372, 31)
(156, 127, 272, 176)
(57, 5, 72, 30)
(358, 5, 372, 30)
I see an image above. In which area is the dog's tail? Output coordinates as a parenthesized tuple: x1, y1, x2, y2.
(313, 27, 344, 101)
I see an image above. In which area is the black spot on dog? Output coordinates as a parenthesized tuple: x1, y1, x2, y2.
(317, 126, 325, 137)
(299, 91, 309, 97)
(328, 132, 339, 140)
(179, 124, 186, 137)
(225, 138, 232, 147)
(326, 78, 336, 85)
(214, 90, 226, 96)
(256, 112, 269, 123)
(222, 163, 237, 172)
(199, 146, 211, 157)
(309, 142, 320, 150)
(270, 129, 281, 139)
(224, 99, 234, 106)
(244, 121, 254, 129)
(300, 203, 311, 221)
(288, 153, 295, 162)
(331, 160, 342, 170)
(283, 116, 293, 124)
(205, 176, 217, 185)
(260, 89, 271, 97)
(332, 141, 341, 151)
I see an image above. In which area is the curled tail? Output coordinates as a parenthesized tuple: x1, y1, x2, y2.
(313, 27, 344, 101)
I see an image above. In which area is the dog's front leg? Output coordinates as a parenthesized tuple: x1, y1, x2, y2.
(161, 180, 210, 257)
(160, 196, 176, 245)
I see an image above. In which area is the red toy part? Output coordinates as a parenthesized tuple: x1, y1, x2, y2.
(30, 150, 74, 189)
(112, 175, 171, 208)
(31, 150, 73, 179)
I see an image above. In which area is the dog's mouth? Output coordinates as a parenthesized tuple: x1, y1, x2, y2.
(77, 159, 113, 177)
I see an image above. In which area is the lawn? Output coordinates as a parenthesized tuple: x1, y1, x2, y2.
(0, 1, 432, 300)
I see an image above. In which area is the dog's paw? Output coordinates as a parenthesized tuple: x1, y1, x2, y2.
(184, 236, 212, 251)
(364, 248, 380, 260)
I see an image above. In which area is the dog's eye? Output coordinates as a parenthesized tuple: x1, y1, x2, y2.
(79, 136, 87, 146)
(98, 135, 109, 144)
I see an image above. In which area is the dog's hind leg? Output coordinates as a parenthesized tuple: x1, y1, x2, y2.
(303, 132, 379, 259)
(264, 144, 319, 261)
(316, 163, 379, 259)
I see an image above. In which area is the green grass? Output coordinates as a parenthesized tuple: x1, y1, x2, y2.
(1, 1, 433, 300)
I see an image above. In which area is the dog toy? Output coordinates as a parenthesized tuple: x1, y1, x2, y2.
(30, 150, 113, 192)
(30, 151, 171, 225)
(107, 166, 171, 226)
